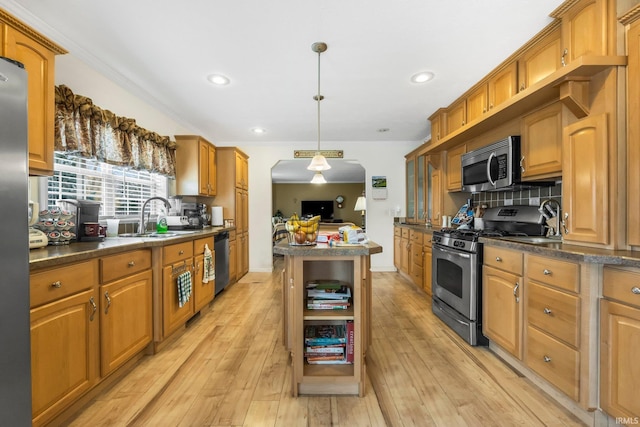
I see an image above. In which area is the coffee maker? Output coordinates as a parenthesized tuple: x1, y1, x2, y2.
(181, 202, 208, 228)
(57, 199, 105, 241)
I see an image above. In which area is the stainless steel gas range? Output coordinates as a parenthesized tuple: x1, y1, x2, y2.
(431, 205, 549, 346)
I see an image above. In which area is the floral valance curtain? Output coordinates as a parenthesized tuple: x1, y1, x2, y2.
(54, 85, 177, 177)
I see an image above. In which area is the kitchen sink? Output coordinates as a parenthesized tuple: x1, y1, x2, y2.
(501, 236, 563, 245)
(118, 230, 197, 238)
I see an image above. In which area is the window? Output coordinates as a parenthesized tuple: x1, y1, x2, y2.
(47, 152, 169, 218)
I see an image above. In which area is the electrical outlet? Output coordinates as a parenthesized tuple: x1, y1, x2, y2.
(529, 197, 540, 206)
(504, 199, 513, 206)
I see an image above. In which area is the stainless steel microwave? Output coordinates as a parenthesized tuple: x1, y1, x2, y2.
(461, 136, 523, 193)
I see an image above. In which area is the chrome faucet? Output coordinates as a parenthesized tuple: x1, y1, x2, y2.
(138, 197, 172, 234)
(538, 198, 562, 236)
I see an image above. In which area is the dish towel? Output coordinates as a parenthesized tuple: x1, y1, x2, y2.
(202, 244, 215, 283)
(177, 271, 192, 307)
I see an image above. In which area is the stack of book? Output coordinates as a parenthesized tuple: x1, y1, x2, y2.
(304, 322, 354, 364)
(306, 280, 351, 310)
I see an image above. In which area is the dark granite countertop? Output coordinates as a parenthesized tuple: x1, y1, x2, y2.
(29, 227, 233, 271)
(273, 240, 383, 257)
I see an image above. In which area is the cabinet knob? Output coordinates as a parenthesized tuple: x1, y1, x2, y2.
(128, 261, 135, 267)
(520, 83, 525, 91)
(543, 269, 551, 276)
(495, 256, 502, 262)
(50, 281, 62, 289)
(561, 48, 568, 67)
(543, 355, 552, 363)
(179, 250, 184, 255)
(543, 307, 552, 315)
(489, 103, 494, 109)
(632, 286, 640, 295)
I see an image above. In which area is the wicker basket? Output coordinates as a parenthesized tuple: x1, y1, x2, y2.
(286, 215, 320, 245)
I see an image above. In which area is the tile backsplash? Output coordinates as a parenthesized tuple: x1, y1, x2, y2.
(471, 182, 562, 208)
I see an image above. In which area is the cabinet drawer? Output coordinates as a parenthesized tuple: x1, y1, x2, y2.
(527, 255, 579, 293)
(412, 246, 424, 267)
(100, 249, 151, 283)
(163, 241, 193, 265)
(527, 282, 580, 347)
(229, 229, 236, 241)
(603, 266, 640, 308)
(394, 227, 402, 237)
(401, 228, 409, 238)
(526, 325, 579, 401)
(30, 260, 98, 308)
(483, 246, 523, 274)
(193, 236, 215, 255)
(410, 266, 423, 286)
(410, 230, 424, 245)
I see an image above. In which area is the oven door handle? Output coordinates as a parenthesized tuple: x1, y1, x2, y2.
(434, 245, 471, 259)
(486, 152, 497, 187)
(435, 303, 470, 326)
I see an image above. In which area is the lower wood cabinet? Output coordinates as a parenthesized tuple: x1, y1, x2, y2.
(600, 266, 640, 420)
(423, 238, 433, 296)
(193, 237, 215, 312)
(30, 260, 99, 427)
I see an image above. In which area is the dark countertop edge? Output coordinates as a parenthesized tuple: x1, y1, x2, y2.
(273, 241, 383, 256)
(29, 227, 234, 271)
(394, 222, 436, 234)
(479, 237, 640, 267)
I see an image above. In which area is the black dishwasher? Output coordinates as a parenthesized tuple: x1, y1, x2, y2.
(214, 232, 229, 295)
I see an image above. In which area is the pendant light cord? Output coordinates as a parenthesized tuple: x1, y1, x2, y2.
(316, 49, 321, 152)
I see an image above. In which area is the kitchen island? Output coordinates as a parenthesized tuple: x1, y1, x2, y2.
(273, 240, 382, 396)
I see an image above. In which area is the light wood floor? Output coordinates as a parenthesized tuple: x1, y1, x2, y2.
(63, 257, 585, 427)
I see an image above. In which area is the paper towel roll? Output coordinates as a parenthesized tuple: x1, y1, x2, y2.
(211, 206, 223, 226)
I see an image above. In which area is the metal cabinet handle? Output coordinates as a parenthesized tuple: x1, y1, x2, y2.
(543, 269, 551, 276)
(520, 156, 525, 173)
(50, 281, 62, 289)
(495, 256, 502, 262)
(632, 287, 640, 295)
(513, 283, 520, 303)
(561, 48, 568, 67)
(563, 212, 570, 234)
(128, 261, 135, 267)
(543, 307, 552, 315)
(543, 355, 552, 363)
(89, 297, 97, 322)
(104, 291, 111, 314)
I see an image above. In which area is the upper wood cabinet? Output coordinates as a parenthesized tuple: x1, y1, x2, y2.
(429, 154, 443, 225)
(175, 135, 217, 196)
(406, 156, 416, 220)
(466, 84, 488, 124)
(553, 0, 614, 66)
(488, 62, 518, 112)
(520, 102, 564, 180)
(235, 151, 248, 190)
(445, 144, 466, 192)
(627, 17, 640, 247)
(562, 113, 609, 245)
(517, 24, 562, 92)
(1, 10, 67, 176)
(446, 99, 466, 135)
(429, 108, 446, 143)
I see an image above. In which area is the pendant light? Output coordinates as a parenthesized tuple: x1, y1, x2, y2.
(307, 42, 331, 173)
(310, 171, 327, 184)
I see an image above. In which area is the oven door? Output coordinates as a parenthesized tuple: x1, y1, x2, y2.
(431, 243, 478, 320)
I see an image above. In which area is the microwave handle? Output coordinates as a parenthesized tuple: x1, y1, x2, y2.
(486, 152, 497, 187)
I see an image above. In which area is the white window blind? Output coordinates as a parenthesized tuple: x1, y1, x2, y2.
(47, 152, 169, 218)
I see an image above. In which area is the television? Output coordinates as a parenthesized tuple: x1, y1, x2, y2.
(301, 200, 334, 220)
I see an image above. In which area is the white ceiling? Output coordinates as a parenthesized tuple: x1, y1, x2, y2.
(2, 0, 565, 182)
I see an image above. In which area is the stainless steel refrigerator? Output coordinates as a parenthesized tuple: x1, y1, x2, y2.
(0, 56, 32, 425)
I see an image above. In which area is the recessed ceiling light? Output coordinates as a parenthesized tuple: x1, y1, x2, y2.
(207, 74, 230, 85)
(251, 127, 266, 134)
(411, 71, 435, 83)
(377, 128, 390, 133)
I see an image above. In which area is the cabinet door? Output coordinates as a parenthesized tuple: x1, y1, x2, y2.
(400, 237, 410, 275)
(483, 266, 523, 359)
(31, 289, 98, 426)
(417, 154, 426, 221)
(229, 238, 237, 283)
(100, 270, 152, 376)
(488, 62, 517, 111)
(430, 164, 443, 224)
(600, 300, 640, 420)
(237, 232, 248, 278)
(4, 26, 56, 175)
(423, 243, 432, 296)
(518, 25, 562, 91)
(162, 262, 195, 336)
(194, 253, 215, 312)
(466, 84, 488, 123)
(562, 113, 609, 244)
(521, 102, 563, 180)
(235, 152, 248, 189)
(628, 21, 640, 246)
(430, 110, 445, 143)
(235, 188, 248, 234)
(559, 0, 609, 65)
(446, 145, 466, 191)
(406, 157, 415, 220)
(393, 234, 402, 270)
(198, 140, 209, 195)
(446, 99, 466, 134)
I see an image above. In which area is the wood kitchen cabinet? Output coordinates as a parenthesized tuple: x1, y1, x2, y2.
(99, 250, 152, 376)
(409, 229, 424, 288)
(524, 254, 580, 401)
(216, 147, 249, 281)
(520, 102, 564, 180)
(445, 144, 466, 192)
(423, 236, 433, 296)
(517, 23, 562, 92)
(162, 241, 195, 337)
(627, 17, 640, 247)
(429, 155, 443, 225)
(393, 226, 402, 270)
(482, 246, 523, 359)
(229, 231, 237, 283)
(175, 135, 217, 196)
(400, 227, 410, 276)
(193, 236, 215, 312)
(600, 266, 640, 421)
(429, 108, 446, 143)
(487, 62, 518, 113)
(29, 260, 99, 427)
(562, 113, 609, 245)
(405, 149, 428, 222)
(406, 155, 416, 221)
(446, 99, 466, 135)
(0, 10, 66, 176)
